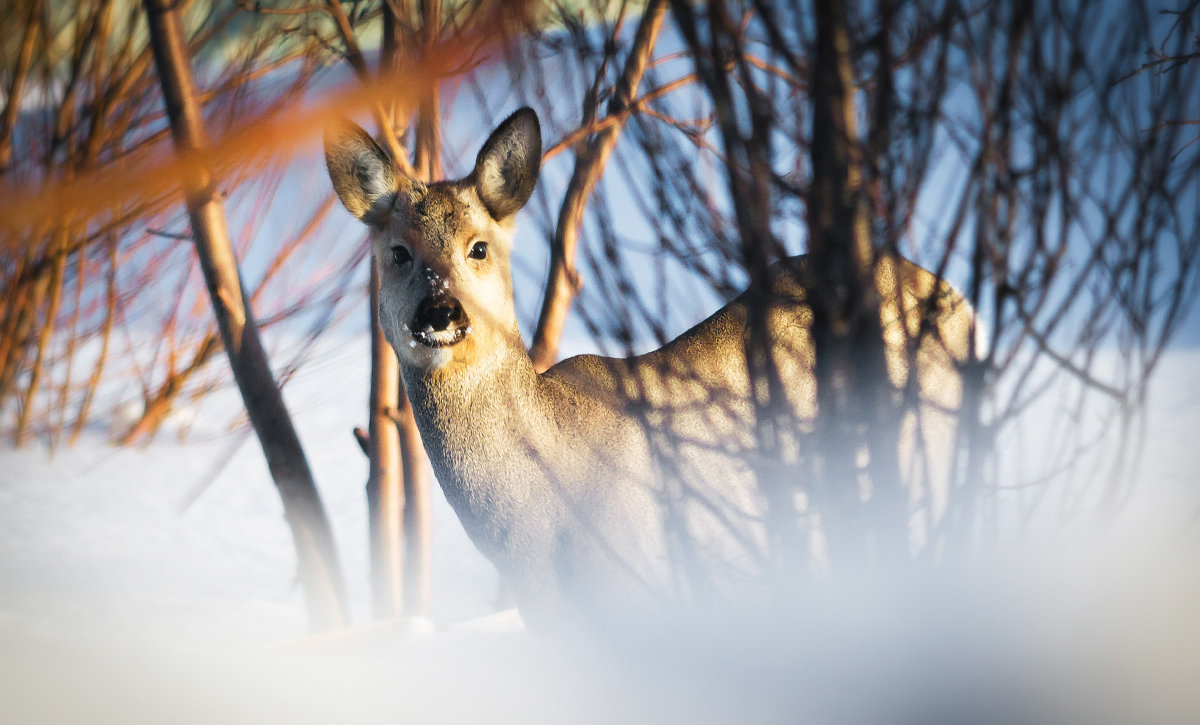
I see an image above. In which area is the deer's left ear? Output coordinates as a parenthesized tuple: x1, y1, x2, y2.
(324, 120, 401, 222)
(473, 108, 542, 220)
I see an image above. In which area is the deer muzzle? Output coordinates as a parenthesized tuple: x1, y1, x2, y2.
(411, 292, 471, 347)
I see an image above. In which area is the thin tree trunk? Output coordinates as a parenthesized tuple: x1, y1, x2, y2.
(0, 273, 41, 419)
(69, 233, 118, 445)
(807, 0, 904, 567)
(0, 263, 27, 399)
(144, 0, 347, 631)
(529, 0, 669, 372)
(367, 265, 406, 617)
(50, 239, 87, 449)
(364, 0, 410, 621)
(14, 231, 68, 446)
(395, 356, 430, 617)
(359, 0, 435, 621)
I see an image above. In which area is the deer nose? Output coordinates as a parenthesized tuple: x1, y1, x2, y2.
(414, 295, 463, 332)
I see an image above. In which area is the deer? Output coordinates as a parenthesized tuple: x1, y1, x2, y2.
(324, 108, 972, 628)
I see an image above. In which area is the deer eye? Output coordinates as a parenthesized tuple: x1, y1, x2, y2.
(468, 241, 488, 260)
(391, 246, 412, 267)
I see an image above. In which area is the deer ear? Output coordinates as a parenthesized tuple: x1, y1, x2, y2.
(324, 120, 399, 222)
(473, 108, 541, 220)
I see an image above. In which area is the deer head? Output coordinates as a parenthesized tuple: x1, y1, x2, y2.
(324, 109, 542, 374)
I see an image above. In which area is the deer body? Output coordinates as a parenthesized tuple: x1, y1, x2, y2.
(326, 109, 970, 625)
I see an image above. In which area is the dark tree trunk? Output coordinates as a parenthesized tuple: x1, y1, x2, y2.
(807, 0, 906, 567)
(144, 0, 347, 631)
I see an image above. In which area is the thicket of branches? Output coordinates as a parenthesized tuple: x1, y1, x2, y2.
(0, 1, 360, 449)
(680, 0, 1199, 555)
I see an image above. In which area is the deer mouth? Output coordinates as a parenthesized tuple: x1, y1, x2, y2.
(409, 294, 471, 348)
(411, 325, 469, 348)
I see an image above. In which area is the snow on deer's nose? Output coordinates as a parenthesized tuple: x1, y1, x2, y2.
(420, 264, 452, 288)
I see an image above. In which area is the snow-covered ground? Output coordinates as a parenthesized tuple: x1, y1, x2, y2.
(1, 338, 1197, 723)
(0, 334, 500, 640)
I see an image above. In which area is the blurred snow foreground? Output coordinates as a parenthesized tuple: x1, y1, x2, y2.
(0, 339, 1197, 724)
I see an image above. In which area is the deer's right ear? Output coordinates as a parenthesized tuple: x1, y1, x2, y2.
(324, 121, 398, 222)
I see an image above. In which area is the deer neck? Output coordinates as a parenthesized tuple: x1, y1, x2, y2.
(399, 329, 553, 548)
(404, 345, 539, 433)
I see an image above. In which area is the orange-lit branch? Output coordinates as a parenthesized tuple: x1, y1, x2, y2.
(0, 0, 538, 241)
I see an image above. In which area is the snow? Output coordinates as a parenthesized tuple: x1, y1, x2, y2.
(0, 337, 1198, 723)
(0, 334, 501, 643)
